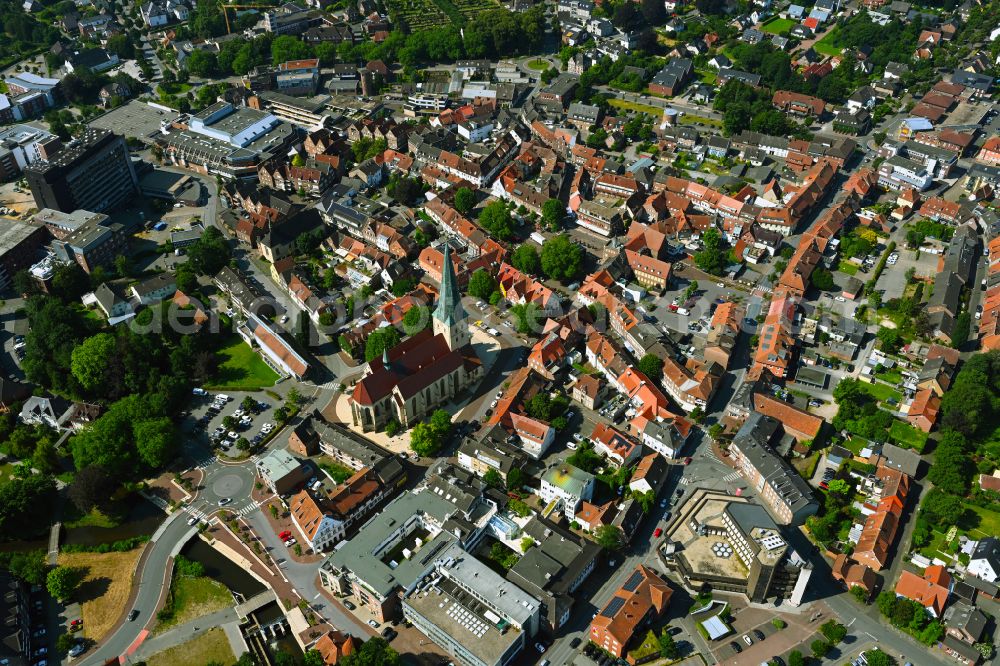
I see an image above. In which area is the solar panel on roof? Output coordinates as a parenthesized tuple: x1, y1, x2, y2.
(601, 596, 626, 618)
(622, 569, 644, 592)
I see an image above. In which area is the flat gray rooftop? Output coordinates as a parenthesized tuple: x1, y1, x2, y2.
(89, 100, 179, 143)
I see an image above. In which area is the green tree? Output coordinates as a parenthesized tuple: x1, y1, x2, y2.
(483, 468, 503, 489)
(921, 488, 965, 525)
(864, 649, 893, 666)
(819, 620, 847, 644)
(365, 326, 402, 362)
(468, 270, 498, 300)
(271, 35, 313, 64)
(70, 333, 116, 393)
(339, 638, 400, 666)
(787, 652, 805, 666)
(637, 354, 663, 381)
(185, 49, 218, 76)
(303, 649, 325, 666)
(694, 228, 728, 276)
(594, 525, 626, 551)
(811, 267, 836, 291)
(826, 478, 851, 495)
(46, 566, 83, 601)
(506, 467, 525, 491)
(511, 245, 541, 275)
(541, 234, 583, 282)
(479, 201, 514, 240)
(541, 198, 565, 231)
(187, 226, 231, 275)
(454, 187, 476, 214)
(56, 633, 76, 655)
(410, 422, 442, 457)
(657, 631, 678, 659)
(403, 306, 430, 336)
(876, 326, 902, 353)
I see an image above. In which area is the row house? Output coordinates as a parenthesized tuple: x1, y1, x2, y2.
(660, 356, 722, 413)
(853, 465, 909, 571)
(257, 157, 336, 195)
(772, 90, 826, 116)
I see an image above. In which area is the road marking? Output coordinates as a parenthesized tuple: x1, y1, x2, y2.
(314, 593, 321, 599)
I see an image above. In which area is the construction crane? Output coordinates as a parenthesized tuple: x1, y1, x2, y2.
(220, 2, 275, 34)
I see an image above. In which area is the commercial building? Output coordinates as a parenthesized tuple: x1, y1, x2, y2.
(0, 219, 50, 290)
(37, 208, 124, 274)
(0, 125, 56, 181)
(25, 129, 138, 214)
(255, 449, 314, 495)
(727, 413, 818, 526)
(661, 488, 812, 605)
(505, 516, 600, 630)
(403, 543, 541, 666)
(160, 101, 297, 180)
(539, 465, 596, 521)
(319, 471, 500, 622)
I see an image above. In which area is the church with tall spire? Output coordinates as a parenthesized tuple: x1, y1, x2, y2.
(350, 241, 483, 432)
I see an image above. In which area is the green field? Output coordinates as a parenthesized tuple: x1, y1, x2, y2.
(814, 26, 843, 56)
(527, 59, 549, 71)
(761, 17, 796, 35)
(155, 576, 233, 632)
(208, 335, 280, 391)
(888, 420, 928, 452)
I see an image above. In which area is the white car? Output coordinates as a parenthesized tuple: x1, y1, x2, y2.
(834, 296, 846, 302)
(192, 388, 207, 396)
(567, 441, 578, 450)
(280, 314, 289, 323)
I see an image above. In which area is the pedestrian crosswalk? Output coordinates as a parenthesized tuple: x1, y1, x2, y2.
(184, 506, 213, 522)
(193, 456, 217, 470)
(679, 476, 691, 485)
(703, 450, 721, 464)
(723, 471, 743, 483)
(233, 501, 263, 517)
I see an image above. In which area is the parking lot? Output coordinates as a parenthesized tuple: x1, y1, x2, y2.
(187, 389, 277, 460)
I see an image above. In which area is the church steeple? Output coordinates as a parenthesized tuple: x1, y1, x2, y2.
(433, 241, 470, 350)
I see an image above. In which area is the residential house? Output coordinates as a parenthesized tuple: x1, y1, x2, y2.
(588, 566, 672, 658)
(894, 566, 951, 617)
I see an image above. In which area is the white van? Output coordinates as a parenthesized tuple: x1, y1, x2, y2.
(676, 307, 690, 316)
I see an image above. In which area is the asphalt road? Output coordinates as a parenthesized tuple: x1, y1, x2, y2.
(77, 512, 198, 666)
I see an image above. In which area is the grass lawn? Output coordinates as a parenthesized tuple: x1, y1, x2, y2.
(155, 576, 233, 633)
(838, 262, 859, 276)
(964, 504, 1000, 540)
(679, 114, 723, 128)
(318, 457, 354, 483)
(59, 549, 143, 641)
(793, 452, 820, 480)
(814, 27, 843, 56)
(208, 335, 280, 391)
(858, 381, 901, 404)
(874, 367, 903, 384)
(146, 628, 235, 666)
(64, 507, 122, 530)
(761, 17, 795, 35)
(695, 68, 717, 84)
(608, 97, 663, 116)
(888, 420, 928, 452)
(526, 58, 549, 70)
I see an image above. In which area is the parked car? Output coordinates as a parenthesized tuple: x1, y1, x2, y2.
(382, 627, 397, 641)
(535, 643, 547, 653)
(742, 634, 753, 646)
(570, 637, 582, 649)
(343, 600, 356, 611)
(729, 641, 742, 654)
(368, 620, 380, 629)
(653, 528, 663, 537)
(753, 629, 765, 641)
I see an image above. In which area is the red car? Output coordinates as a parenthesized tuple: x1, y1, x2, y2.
(668, 303, 679, 312)
(70, 620, 83, 626)
(653, 528, 663, 537)
(279, 530, 292, 540)
(684, 457, 692, 465)
(819, 481, 829, 490)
